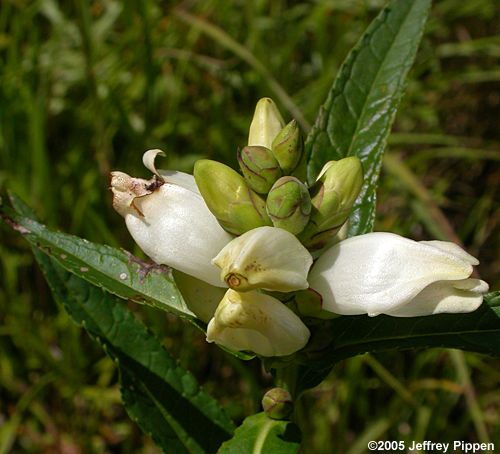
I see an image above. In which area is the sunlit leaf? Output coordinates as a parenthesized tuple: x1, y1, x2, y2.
(34, 249, 234, 453)
(296, 292, 500, 394)
(218, 413, 300, 454)
(306, 0, 432, 235)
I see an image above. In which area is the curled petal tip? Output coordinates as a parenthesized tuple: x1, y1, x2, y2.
(143, 149, 166, 179)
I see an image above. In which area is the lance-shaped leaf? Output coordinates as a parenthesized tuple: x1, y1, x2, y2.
(305, 0, 432, 236)
(0, 200, 196, 321)
(33, 247, 235, 453)
(295, 291, 500, 394)
(218, 413, 301, 454)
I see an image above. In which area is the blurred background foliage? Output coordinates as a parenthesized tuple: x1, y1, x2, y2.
(0, 0, 499, 452)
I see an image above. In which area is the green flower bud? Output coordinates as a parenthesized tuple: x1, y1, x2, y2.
(262, 388, 293, 420)
(271, 120, 303, 174)
(299, 157, 363, 250)
(237, 146, 282, 195)
(294, 288, 339, 319)
(248, 98, 285, 149)
(266, 176, 311, 235)
(194, 159, 271, 235)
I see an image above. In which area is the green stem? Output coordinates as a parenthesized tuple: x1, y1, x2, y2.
(274, 363, 299, 398)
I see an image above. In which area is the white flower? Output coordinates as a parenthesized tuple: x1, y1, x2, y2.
(112, 150, 313, 357)
(212, 226, 313, 292)
(308, 232, 488, 317)
(111, 150, 233, 287)
(172, 270, 226, 323)
(206, 289, 310, 357)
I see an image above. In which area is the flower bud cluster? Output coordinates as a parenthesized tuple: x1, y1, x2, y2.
(194, 98, 363, 248)
(110, 98, 489, 361)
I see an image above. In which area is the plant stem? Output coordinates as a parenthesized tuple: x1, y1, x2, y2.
(274, 363, 299, 398)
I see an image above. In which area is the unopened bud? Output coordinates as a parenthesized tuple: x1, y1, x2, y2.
(262, 388, 293, 420)
(294, 288, 338, 319)
(271, 120, 303, 174)
(194, 160, 271, 235)
(238, 146, 282, 194)
(300, 157, 363, 250)
(266, 176, 311, 235)
(248, 98, 285, 149)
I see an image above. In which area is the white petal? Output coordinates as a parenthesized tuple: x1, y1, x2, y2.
(157, 169, 200, 194)
(309, 232, 476, 316)
(452, 279, 489, 293)
(142, 149, 201, 194)
(143, 149, 166, 177)
(125, 183, 233, 286)
(212, 226, 313, 292)
(385, 279, 488, 317)
(206, 289, 310, 356)
(173, 270, 226, 323)
(419, 240, 479, 266)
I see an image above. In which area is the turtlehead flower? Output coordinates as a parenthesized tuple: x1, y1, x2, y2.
(213, 226, 313, 292)
(111, 150, 233, 287)
(309, 232, 489, 317)
(206, 289, 310, 357)
(172, 270, 226, 323)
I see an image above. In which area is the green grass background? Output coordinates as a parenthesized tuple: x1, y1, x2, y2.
(0, 0, 499, 452)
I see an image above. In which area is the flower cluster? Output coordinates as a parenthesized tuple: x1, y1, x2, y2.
(111, 99, 488, 357)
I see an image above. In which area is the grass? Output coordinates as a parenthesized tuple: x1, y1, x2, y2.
(0, 0, 499, 452)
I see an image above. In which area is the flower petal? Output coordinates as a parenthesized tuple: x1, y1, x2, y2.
(142, 149, 201, 194)
(419, 240, 479, 266)
(112, 174, 233, 286)
(385, 278, 488, 317)
(212, 226, 313, 292)
(157, 169, 201, 194)
(309, 232, 476, 316)
(206, 289, 310, 356)
(173, 270, 226, 323)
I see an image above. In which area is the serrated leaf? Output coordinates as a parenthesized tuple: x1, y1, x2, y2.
(3, 193, 256, 361)
(296, 292, 500, 393)
(33, 249, 235, 453)
(218, 413, 301, 454)
(0, 199, 196, 321)
(305, 0, 432, 235)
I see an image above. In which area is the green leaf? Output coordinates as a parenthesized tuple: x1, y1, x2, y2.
(0, 199, 196, 321)
(3, 193, 255, 361)
(33, 249, 235, 453)
(218, 413, 301, 454)
(296, 292, 500, 394)
(305, 0, 432, 235)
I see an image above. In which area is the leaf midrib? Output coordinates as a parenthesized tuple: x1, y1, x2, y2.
(343, 1, 422, 156)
